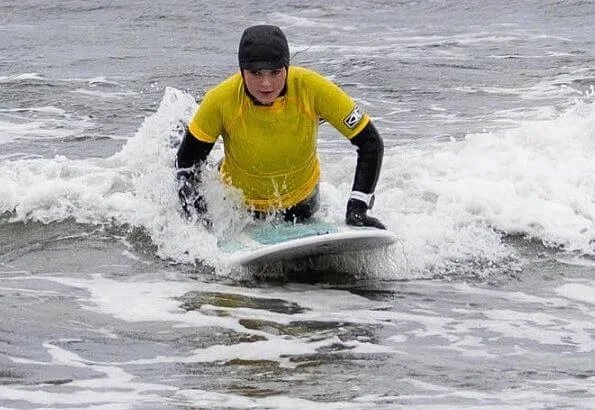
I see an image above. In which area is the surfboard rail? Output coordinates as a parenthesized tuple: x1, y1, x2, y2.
(219, 221, 397, 267)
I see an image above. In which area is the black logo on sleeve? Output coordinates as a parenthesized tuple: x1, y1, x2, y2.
(343, 104, 364, 129)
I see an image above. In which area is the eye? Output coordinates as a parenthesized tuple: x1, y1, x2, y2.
(270, 69, 282, 76)
(249, 70, 263, 76)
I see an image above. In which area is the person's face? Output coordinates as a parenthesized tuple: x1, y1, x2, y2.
(242, 67, 287, 105)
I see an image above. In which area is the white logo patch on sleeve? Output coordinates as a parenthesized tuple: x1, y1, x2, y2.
(343, 104, 364, 129)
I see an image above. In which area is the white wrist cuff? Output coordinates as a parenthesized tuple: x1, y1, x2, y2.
(350, 191, 375, 208)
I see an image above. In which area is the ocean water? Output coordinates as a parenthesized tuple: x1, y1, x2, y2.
(1, 0, 594, 409)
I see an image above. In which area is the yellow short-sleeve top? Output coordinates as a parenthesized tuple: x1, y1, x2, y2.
(188, 66, 369, 211)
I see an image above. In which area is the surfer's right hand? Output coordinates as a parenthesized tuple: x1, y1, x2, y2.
(176, 169, 208, 217)
(345, 198, 386, 230)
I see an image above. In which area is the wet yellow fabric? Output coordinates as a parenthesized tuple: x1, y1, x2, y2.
(188, 66, 369, 211)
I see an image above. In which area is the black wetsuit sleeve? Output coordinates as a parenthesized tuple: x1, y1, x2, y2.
(176, 126, 215, 169)
(349, 121, 384, 194)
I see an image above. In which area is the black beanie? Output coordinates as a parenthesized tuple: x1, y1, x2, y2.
(238, 25, 290, 70)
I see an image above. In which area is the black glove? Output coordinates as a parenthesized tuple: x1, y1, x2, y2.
(345, 198, 386, 230)
(176, 169, 208, 218)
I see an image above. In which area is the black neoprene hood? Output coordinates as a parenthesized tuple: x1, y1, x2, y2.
(238, 25, 290, 70)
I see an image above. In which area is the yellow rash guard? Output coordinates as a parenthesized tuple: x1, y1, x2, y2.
(187, 66, 369, 211)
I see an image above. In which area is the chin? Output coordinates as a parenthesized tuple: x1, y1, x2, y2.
(257, 96, 275, 104)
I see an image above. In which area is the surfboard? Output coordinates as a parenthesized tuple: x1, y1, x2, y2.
(218, 220, 397, 267)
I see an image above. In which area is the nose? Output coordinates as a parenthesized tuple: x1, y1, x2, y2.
(260, 74, 272, 88)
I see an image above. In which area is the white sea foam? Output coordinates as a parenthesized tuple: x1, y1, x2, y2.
(0, 106, 66, 115)
(0, 72, 44, 83)
(2, 2, 594, 409)
(2, 271, 593, 409)
(1, 87, 594, 276)
(380, 100, 595, 268)
(40, 274, 595, 360)
(176, 388, 379, 409)
(71, 88, 136, 99)
(3, 272, 591, 409)
(0, 118, 94, 143)
(0, 105, 95, 145)
(87, 76, 123, 86)
(555, 282, 595, 306)
(1, 342, 177, 408)
(455, 69, 593, 106)
(271, 11, 345, 30)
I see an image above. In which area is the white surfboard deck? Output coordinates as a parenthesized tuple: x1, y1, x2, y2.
(218, 221, 396, 267)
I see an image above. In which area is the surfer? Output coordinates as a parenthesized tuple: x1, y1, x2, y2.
(176, 24, 386, 229)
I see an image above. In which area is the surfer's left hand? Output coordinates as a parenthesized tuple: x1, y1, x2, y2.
(345, 199, 386, 230)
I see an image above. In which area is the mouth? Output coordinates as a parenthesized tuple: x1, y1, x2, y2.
(256, 91, 276, 103)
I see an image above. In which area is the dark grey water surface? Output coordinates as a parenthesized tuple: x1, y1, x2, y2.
(1, 1, 594, 409)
